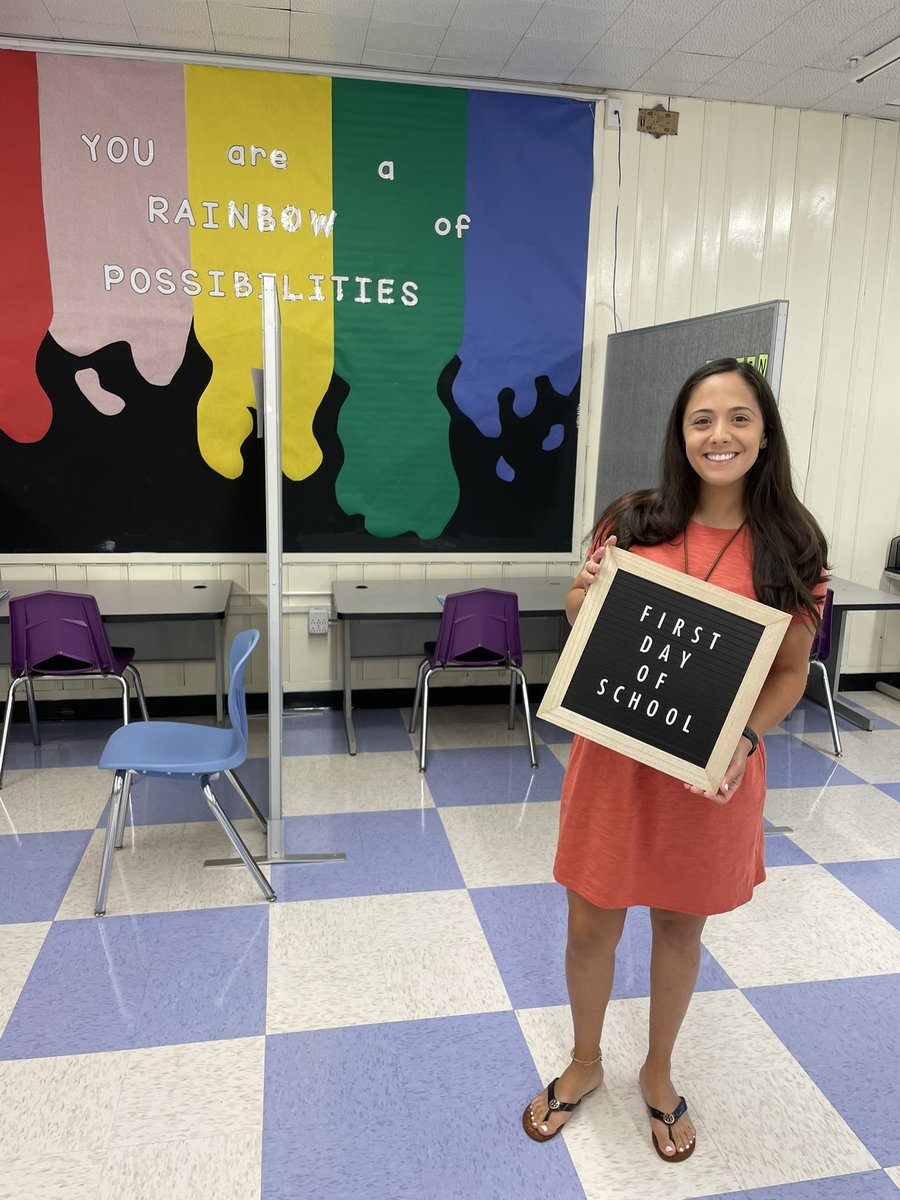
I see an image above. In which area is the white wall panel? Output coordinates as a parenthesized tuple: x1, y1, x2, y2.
(5, 90, 900, 703)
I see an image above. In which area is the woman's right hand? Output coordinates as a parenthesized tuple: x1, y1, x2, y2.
(578, 535, 617, 591)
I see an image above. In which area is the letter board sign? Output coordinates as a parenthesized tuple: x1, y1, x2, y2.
(538, 548, 791, 791)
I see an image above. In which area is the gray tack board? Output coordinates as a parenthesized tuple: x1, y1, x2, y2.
(593, 301, 788, 523)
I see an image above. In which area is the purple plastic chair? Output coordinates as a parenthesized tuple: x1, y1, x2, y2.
(408, 588, 537, 772)
(0, 590, 149, 786)
(808, 588, 842, 756)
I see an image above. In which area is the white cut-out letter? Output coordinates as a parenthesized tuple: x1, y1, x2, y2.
(103, 264, 124, 290)
(148, 195, 169, 223)
(81, 133, 101, 161)
(227, 144, 246, 166)
(378, 160, 394, 179)
(281, 205, 302, 233)
(257, 204, 276, 232)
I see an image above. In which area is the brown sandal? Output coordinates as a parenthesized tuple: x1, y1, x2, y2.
(647, 1095, 696, 1162)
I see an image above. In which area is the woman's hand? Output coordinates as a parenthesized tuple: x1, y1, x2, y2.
(579, 535, 617, 591)
(683, 738, 751, 805)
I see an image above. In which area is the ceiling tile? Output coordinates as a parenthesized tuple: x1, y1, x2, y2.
(866, 103, 900, 120)
(634, 50, 731, 96)
(124, 0, 211, 34)
(209, 5, 290, 38)
(567, 43, 661, 88)
(755, 65, 856, 106)
(501, 35, 588, 78)
(525, 3, 622, 42)
(744, 0, 898, 67)
(601, 0, 722, 51)
(676, 0, 809, 57)
(52, 21, 138, 44)
(437, 27, 520, 60)
(450, 0, 543, 38)
(366, 18, 444, 55)
(213, 33, 290, 55)
(290, 12, 367, 61)
(42, 0, 131, 20)
(289, 0, 373, 14)
(371, 0, 456, 21)
(815, 71, 900, 111)
(692, 57, 791, 99)
(134, 24, 216, 50)
(361, 47, 436, 69)
(0, 1, 59, 36)
(432, 54, 510, 76)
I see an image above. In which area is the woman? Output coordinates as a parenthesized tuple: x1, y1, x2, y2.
(524, 358, 828, 1161)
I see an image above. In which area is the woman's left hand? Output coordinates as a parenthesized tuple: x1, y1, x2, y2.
(683, 742, 750, 805)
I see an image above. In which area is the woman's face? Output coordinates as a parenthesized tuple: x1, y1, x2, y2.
(681, 372, 766, 492)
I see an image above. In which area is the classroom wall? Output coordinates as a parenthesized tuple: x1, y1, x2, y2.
(3, 85, 900, 704)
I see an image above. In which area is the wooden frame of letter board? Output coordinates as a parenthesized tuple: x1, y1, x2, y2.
(538, 546, 791, 791)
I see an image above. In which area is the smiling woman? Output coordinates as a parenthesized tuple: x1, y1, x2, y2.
(524, 357, 829, 1162)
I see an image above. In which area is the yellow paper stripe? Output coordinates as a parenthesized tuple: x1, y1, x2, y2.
(185, 67, 333, 479)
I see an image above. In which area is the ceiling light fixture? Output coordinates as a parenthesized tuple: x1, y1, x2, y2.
(847, 34, 900, 82)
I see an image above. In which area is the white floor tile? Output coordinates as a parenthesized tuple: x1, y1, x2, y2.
(844, 689, 900, 723)
(548, 742, 571, 767)
(56, 820, 271, 919)
(0, 767, 106, 834)
(700, 865, 900, 986)
(409, 702, 532, 750)
(0, 1150, 106, 1200)
(884, 1164, 900, 1188)
(282, 750, 433, 816)
(765, 784, 900, 861)
(266, 890, 510, 1033)
(0, 923, 50, 1038)
(114, 1037, 265, 1145)
(97, 1132, 261, 1200)
(0, 1052, 127, 1156)
(439, 800, 559, 887)
(801, 729, 900, 784)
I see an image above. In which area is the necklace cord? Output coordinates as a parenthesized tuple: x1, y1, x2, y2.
(683, 520, 747, 582)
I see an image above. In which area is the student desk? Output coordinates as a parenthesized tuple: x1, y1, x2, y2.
(810, 575, 900, 730)
(332, 576, 572, 754)
(0, 580, 233, 722)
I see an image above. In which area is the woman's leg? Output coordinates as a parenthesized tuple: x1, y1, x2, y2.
(526, 890, 627, 1136)
(640, 907, 707, 1155)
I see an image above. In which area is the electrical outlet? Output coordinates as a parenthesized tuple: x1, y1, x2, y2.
(308, 607, 330, 635)
(605, 97, 623, 130)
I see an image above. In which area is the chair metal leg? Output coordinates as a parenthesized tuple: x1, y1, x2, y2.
(513, 667, 538, 769)
(0, 677, 26, 787)
(508, 669, 517, 730)
(225, 768, 268, 832)
(116, 675, 131, 726)
(419, 667, 438, 771)
(126, 665, 150, 722)
(409, 659, 427, 733)
(200, 775, 275, 902)
(811, 660, 843, 756)
(25, 678, 41, 746)
(96, 770, 126, 916)
(114, 770, 134, 849)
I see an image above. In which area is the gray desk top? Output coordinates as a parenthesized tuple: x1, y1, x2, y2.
(0, 579, 232, 622)
(830, 575, 900, 611)
(333, 576, 573, 619)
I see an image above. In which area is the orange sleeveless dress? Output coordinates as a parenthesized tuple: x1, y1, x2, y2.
(554, 520, 772, 916)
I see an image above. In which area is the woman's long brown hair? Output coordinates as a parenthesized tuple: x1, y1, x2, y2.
(592, 358, 829, 628)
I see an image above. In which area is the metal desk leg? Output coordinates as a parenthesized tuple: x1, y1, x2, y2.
(341, 618, 357, 755)
(215, 618, 225, 724)
(815, 608, 874, 732)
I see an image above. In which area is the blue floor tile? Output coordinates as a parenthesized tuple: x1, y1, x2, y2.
(96, 767, 264, 828)
(262, 1011, 586, 1200)
(281, 708, 414, 755)
(763, 735, 863, 789)
(744, 975, 900, 1166)
(423, 744, 565, 806)
(877, 782, 900, 802)
(530, 707, 574, 745)
(269, 809, 465, 902)
(0, 830, 92, 923)
(826, 859, 900, 931)
(763, 832, 815, 867)
(0, 718, 117, 771)
(469, 885, 734, 1008)
(0, 905, 268, 1059)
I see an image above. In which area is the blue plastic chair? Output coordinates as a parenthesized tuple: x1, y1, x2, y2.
(94, 628, 275, 916)
(408, 588, 537, 772)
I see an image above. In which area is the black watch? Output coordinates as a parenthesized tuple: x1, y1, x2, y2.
(741, 726, 759, 756)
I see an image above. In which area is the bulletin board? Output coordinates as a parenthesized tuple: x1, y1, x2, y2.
(594, 301, 788, 519)
(0, 49, 595, 555)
